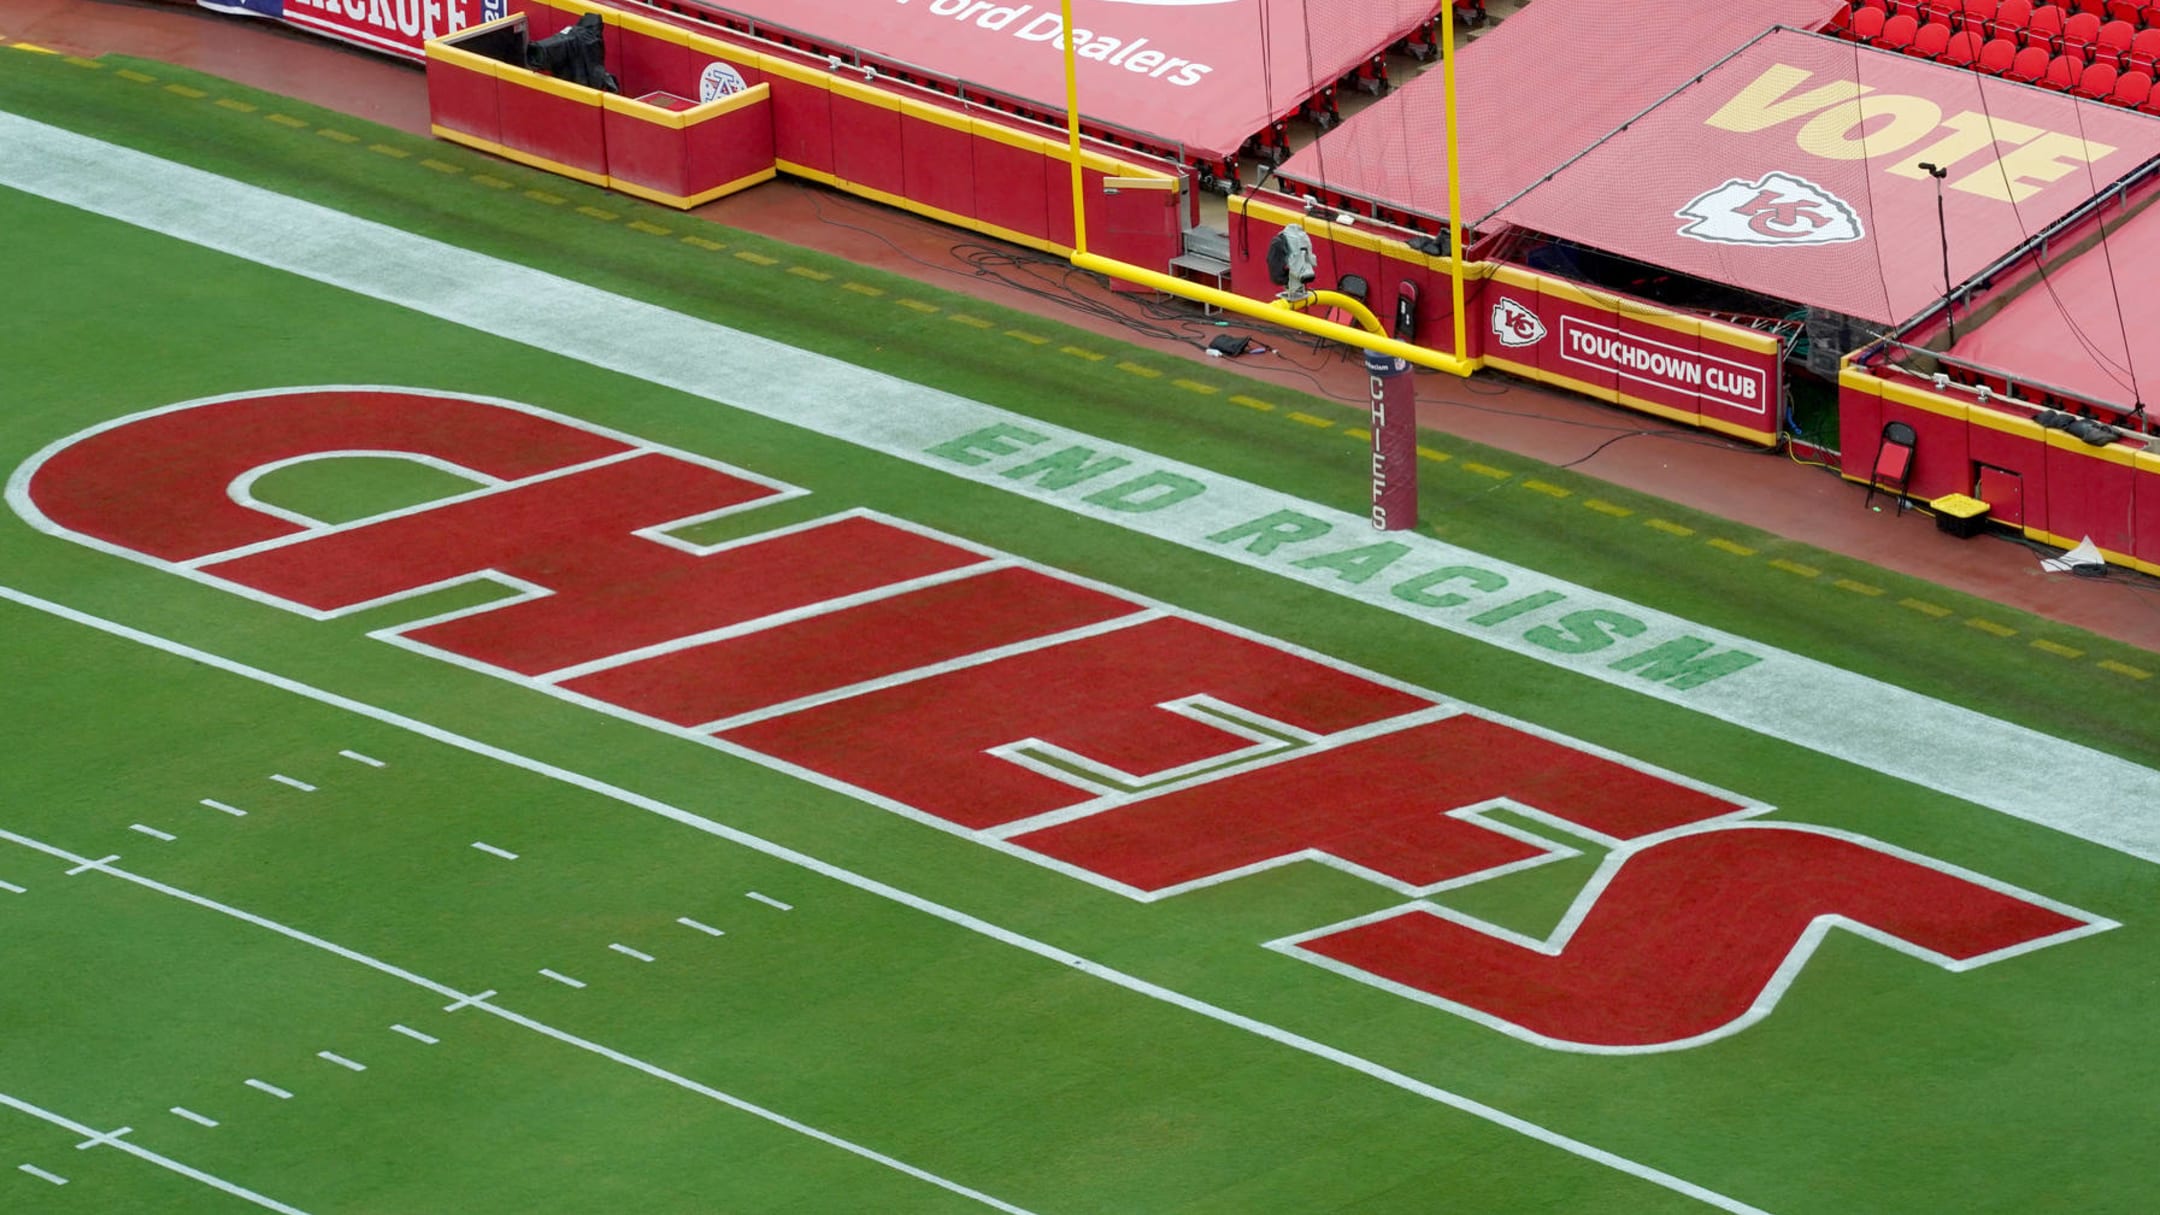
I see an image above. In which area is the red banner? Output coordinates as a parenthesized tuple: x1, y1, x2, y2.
(276, 0, 500, 59)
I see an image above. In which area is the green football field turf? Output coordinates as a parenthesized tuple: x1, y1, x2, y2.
(1, 46, 2157, 1215)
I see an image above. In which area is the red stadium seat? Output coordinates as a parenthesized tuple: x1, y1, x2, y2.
(2009, 42, 2054, 75)
(2110, 69, 2154, 105)
(1958, 0, 2000, 29)
(1920, 0, 1960, 22)
(1881, 11, 1921, 46)
(2062, 10, 2103, 54)
(2142, 3, 2160, 27)
(2095, 20, 2136, 66)
(2024, 4, 2066, 47)
(2128, 27, 2160, 74)
(1943, 28, 1983, 61)
(2071, 0, 2106, 16)
(2144, 89, 2160, 113)
(1854, 6, 1888, 38)
(2043, 51, 2083, 85)
(1987, 0, 2031, 35)
(2075, 60, 2119, 93)
(1913, 20, 1955, 52)
(2104, 0, 2140, 20)
(1980, 35, 2022, 69)
(1828, 4, 1854, 31)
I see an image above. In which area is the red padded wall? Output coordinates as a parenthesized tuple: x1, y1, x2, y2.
(900, 110, 977, 220)
(683, 93, 776, 197)
(498, 80, 606, 181)
(425, 54, 500, 146)
(2043, 430, 2138, 555)
(1875, 383, 1969, 503)
(971, 123, 1050, 243)
(1966, 409, 2048, 533)
(2135, 452, 2160, 573)
(829, 79, 904, 195)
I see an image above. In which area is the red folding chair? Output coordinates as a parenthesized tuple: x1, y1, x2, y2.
(1914, 20, 1955, 52)
(1943, 28, 1984, 61)
(1980, 35, 2022, 69)
(2110, 68, 2153, 105)
(1867, 422, 1918, 512)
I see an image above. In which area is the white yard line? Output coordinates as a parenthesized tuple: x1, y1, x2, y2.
(316, 1052, 365, 1072)
(677, 917, 725, 936)
(129, 825, 175, 842)
(243, 1080, 291, 1100)
(537, 969, 586, 990)
(169, 1108, 218, 1128)
(0, 1091, 307, 1212)
(338, 750, 385, 767)
(0, 112, 2151, 862)
(745, 892, 792, 911)
(0, 602, 1771, 1214)
(608, 944, 654, 962)
(268, 775, 315, 793)
(388, 1024, 438, 1045)
(199, 799, 248, 817)
(469, 842, 518, 860)
(0, 826, 1044, 1215)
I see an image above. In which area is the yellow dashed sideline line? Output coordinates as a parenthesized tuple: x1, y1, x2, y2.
(842, 282, 885, 297)
(524, 189, 564, 204)
(1417, 446, 1451, 462)
(1900, 598, 1953, 618)
(216, 98, 257, 113)
(1344, 428, 1372, 442)
(736, 252, 784, 266)
(949, 314, 995, 329)
(1116, 361, 1162, 378)
(471, 175, 513, 190)
(1645, 518, 1694, 537)
(164, 83, 207, 99)
(116, 68, 157, 83)
(788, 265, 833, 281)
(578, 206, 619, 222)
(9, 41, 59, 54)
(1461, 462, 1511, 479)
(2030, 639, 2084, 659)
(1769, 559, 1820, 578)
(1584, 499, 1632, 517)
(630, 220, 672, 236)
(316, 128, 359, 144)
(1521, 480, 1570, 498)
(64, 56, 105, 69)
(2100, 660, 2151, 680)
(1707, 538, 1757, 557)
(1286, 412, 1335, 429)
(1004, 329, 1049, 344)
(420, 158, 463, 173)
(681, 235, 724, 251)
(1835, 579, 1885, 597)
(368, 142, 410, 158)
(267, 113, 311, 129)
(1231, 395, 1276, 412)
(1173, 379, 1220, 395)
(897, 298, 940, 313)
(1964, 618, 2017, 638)
(1061, 346, 1105, 361)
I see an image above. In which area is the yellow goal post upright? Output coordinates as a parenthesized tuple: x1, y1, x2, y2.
(1058, 0, 1473, 377)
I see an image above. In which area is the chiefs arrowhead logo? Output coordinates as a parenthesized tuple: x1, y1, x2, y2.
(1490, 298, 1547, 348)
(1676, 172, 1863, 247)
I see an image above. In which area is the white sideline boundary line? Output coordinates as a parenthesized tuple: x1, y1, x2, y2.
(0, 585, 1770, 1215)
(0, 825, 1039, 1215)
(0, 111, 2153, 863)
(0, 1091, 306, 1212)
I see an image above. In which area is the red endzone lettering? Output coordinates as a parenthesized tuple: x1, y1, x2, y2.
(1302, 825, 2088, 1048)
(720, 616, 1434, 829)
(567, 567, 1144, 726)
(29, 391, 629, 561)
(1013, 715, 1744, 891)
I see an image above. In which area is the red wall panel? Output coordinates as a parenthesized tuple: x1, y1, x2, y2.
(1966, 410, 2049, 533)
(2135, 452, 2160, 574)
(498, 80, 607, 181)
(1875, 384, 1969, 503)
(425, 55, 500, 146)
(2042, 431, 2138, 555)
(602, 104, 688, 199)
(829, 81, 905, 195)
(683, 93, 776, 198)
(614, 24, 694, 102)
(900, 111, 977, 220)
(970, 124, 1050, 244)
(767, 71, 835, 178)
(1836, 372, 1885, 485)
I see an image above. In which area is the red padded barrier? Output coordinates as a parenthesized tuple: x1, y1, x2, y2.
(425, 53, 501, 146)
(971, 123, 1051, 246)
(1619, 311, 1706, 428)
(829, 78, 905, 195)
(900, 109, 977, 220)
(2135, 450, 2160, 573)
(1837, 371, 1888, 483)
(1092, 181, 1183, 283)
(766, 67, 835, 178)
(683, 91, 776, 200)
(498, 78, 607, 182)
(613, 22, 694, 101)
(1540, 280, 1620, 402)
(603, 102, 689, 199)
(2042, 429, 2138, 554)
